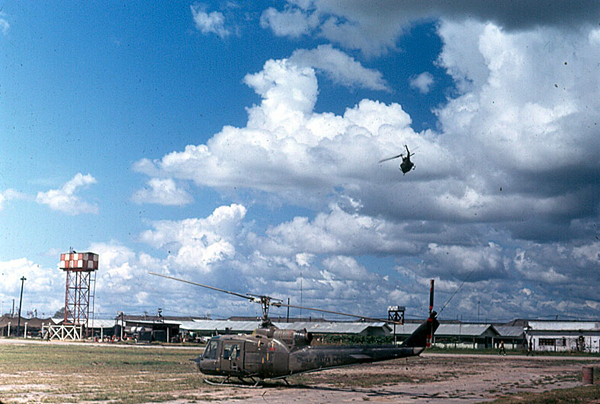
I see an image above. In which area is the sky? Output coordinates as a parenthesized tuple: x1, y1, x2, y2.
(0, 1, 598, 323)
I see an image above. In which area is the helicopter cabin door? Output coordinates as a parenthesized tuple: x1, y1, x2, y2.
(243, 339, 265, 376)
(220, 341, 243, 374)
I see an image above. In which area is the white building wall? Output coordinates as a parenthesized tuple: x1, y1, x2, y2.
(529, 334, 600, 353)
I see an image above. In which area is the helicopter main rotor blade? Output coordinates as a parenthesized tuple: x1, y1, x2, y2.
(276, 302, 404, 325)
(378, 154, 403, 163)
(149, 272, 251, 301)
(149, 272, 404, 325)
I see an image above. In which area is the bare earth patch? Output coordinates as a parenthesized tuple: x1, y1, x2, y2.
(195, 353, 596, 404)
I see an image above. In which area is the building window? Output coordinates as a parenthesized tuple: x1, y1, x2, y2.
(539, 338, 556, 346)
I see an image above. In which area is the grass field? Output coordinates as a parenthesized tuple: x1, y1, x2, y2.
(0, 341, 598, 403)
(0, 342, 215, 403)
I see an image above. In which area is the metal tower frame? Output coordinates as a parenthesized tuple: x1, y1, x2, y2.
(60, 251, 98, 337)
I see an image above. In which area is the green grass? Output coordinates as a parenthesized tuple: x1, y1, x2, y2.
(0, 343, 227, 404)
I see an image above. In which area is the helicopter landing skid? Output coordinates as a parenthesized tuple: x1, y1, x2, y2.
(203, 376, 263, 388)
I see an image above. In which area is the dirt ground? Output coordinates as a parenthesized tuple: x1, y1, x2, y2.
(188, 354, 598, 404)
(0, 338, 598, 404)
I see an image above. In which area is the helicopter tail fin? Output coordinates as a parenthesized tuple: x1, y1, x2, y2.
(401, 279, 439, 349)
(400, 311, 439, 348)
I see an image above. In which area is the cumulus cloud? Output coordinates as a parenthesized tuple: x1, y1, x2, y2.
(6, 2, 599, 322)
(253, 203, 419, 256)
(134, 54, 452, 210)
(11, 203, 595, 320)
(289, 45, 389, 91)
(0, 258, 63, 316)
(435, 21, 600, 234)
(133, 26, 599, 236)
(139, 204, 247, 273)
(0, 189, 26, 210)
(130, 13, 600, 319)
(62, 205, 407, 319)
(322, 255, 370, 281)
(191, 3, 230, 39)
(261, 1, 600, 56)
(36, 173, 98, 215)
(85, 241, 173, 315)
(131, 178, 193, 206)
(409, 72, 435, 94)
(424, 242, 507, 280)
(260, 6, 319, 38)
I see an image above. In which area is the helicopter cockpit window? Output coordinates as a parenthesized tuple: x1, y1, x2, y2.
(223, 343, 240, 360)
(204, 340, 218, 360)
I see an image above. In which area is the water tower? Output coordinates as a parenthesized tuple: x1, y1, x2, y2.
(59, 250, 98, 336)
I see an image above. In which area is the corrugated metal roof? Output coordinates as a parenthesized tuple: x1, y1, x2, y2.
(49, 318, 115, 328)
(276, 322, 390, 334)
(528, 321, 600, 331)
(495, 325, 525, 337)
(436, 324, 498, 337)
(89, 319, 117, 328)
(390, 324, 420, 334)
(181, 320, 262, 332)
(178, 320, 390, 335)
(175, 319, 506, 337)
(359, 323, 499, 337)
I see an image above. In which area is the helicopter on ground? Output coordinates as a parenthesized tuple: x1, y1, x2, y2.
(379, 144, 415, 175)
(149, 272, 439, 385)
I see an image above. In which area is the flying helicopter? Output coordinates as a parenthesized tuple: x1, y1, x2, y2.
(149, 272, 439, 386)
(379, 144, 415, 175)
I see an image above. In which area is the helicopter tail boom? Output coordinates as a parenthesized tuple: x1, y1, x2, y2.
(401, 279, 439, 348)
(288, 313, 438, 375)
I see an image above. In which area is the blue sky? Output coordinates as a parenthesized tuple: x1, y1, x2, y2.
(1, 1, 599, 323)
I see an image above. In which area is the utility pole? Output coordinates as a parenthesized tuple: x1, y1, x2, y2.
(119, 312, 125, 340)
(17, 276, 26, 337)
(300, 272, 303, 319)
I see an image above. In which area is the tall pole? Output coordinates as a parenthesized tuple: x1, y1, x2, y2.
(300, 272, 303, 319)
(17, 276, 26, 337)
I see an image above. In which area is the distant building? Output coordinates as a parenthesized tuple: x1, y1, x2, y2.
(0, 315, 55, 337)
(394, 322, 502, 349)
(118, 314, 197, 342)
(175, 319, 391, 339)
(494, 325, 527, 349)
(6, 312, 597, 353)
(523, 320, 600, 353)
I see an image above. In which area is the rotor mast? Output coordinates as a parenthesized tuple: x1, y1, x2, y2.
(251, 295, 282, 328)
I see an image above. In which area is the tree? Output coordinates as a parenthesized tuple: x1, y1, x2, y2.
(53, 307, 65, 319)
